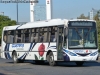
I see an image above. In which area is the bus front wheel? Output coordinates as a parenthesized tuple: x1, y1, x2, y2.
(48, 52, 56, 66)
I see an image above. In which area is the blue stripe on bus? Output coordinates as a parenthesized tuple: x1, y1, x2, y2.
(19, 43, 36, 60)
(4, 44, 12, 59)
(48, 42, 50, 48)
(22, 43, 36, 60)
(4, 44, 7, 59)
(16, 24, 23, 30)
(21, 43, 33, 59)
(48, 46, 57, 49)
(7, 44, 12, 59)
(19, 43, 33, 59)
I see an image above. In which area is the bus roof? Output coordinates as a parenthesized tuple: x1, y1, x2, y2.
(3, 19, 96, 31)
(3, 25, 20, 31)
(69, 19, 96, 22)
(3, 19, 67, 30)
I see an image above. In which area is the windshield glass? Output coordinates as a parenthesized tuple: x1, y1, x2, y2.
(68, 21, 97, 49)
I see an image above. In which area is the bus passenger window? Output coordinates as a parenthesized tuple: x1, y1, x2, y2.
(7, 31, 14, 43)
(31, 33, 38, 42)
(31, 28, 38, 42)
(15, 30, 23, 43)
(50, 27, 57, 42)
(40, 33, 43, 42)
(24, 29, 30, 43)
(38, 27, 48, 42)
(39, 28, 44, 42)
(3, 31, 7, 43)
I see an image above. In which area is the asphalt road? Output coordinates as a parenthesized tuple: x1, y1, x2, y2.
(0, 58, 100, 75)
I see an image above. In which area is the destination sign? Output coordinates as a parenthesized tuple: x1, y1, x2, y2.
(68, 21, 96, 27)
(71, 22, 93, 26)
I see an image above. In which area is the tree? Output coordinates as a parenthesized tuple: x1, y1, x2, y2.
(96, 21, 100, 52)
(0, 15, 16, 43)
(94, 11, 100, 21)
(77, 14, 89, 19)
(93, 11, 100, 52)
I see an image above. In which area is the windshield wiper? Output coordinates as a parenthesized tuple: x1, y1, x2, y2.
(84, 28, 91, 39)
(75, 28, 82, 39)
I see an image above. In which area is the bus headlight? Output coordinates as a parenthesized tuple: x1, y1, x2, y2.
(63, 49, 77, 56)
(68, 51, 77, 56)
(90, 51, 98, 56)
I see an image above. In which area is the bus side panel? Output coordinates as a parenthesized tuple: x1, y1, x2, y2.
(24, 42, 57, 61)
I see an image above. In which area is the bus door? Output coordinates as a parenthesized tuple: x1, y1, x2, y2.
(57, 26, 64, 60)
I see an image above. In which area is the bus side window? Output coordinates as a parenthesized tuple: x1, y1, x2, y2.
(39, 28, 44, 42)
(24, 29, 30, 43)
(32, 33, 38, 42)
(7, 31, 14, 43)
(50, 26, 57, 42)
(3, 31, 7, 43)
(43, 27, 48, 42)
(31, 28, 38, 42)
(15, 30, 23, 43)
(40, 33, 43, 42)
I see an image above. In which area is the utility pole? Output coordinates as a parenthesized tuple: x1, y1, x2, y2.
(16, 0, 18, 24)
(30, 0, 38, 22)
(46, 0, 52, 20)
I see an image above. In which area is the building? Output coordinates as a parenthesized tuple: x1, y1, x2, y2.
(0, 12, 4, 15)
(34, 5, 46, 21)
(89, 10, 94, 20)
(89, 8, 100, 20)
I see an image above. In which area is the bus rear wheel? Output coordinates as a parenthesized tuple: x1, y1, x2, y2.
(75, 61, 84, 66)
(12, 52, 18, 63)
(12, 52, 24, 63)
(48, 52, 56, 66)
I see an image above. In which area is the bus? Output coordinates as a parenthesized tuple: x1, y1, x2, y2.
(0, 19, 99, 66)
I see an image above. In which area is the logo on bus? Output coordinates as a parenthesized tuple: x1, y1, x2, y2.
(86, 50, 88, 53)
(73, 50, 84, 53)
(73, 50, 91, 54)
(12, 44, 24, 48)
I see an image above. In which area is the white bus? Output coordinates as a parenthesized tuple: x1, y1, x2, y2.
(1, 19, 99, 66)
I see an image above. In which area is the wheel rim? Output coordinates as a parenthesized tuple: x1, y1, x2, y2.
(13, 55, 17, 62)
(50, 55, 54, 63)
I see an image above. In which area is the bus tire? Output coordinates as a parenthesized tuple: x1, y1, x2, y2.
(48, 52, 56, 66)
(75, 61, 84, 66)
(12, 52, 18, 63)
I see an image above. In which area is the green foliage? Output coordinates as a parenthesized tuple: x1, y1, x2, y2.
(77, 14, 89, 19)
(93, 11, 100, 52)
(96, 21, 100, 52)
(94, 14, 99, 21)
(0, 15, 16, 41)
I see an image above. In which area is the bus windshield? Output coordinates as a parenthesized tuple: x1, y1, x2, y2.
(68, 21, 97, 49)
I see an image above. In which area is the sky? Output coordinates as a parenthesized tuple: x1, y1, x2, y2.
(0, 0, 100, 22)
